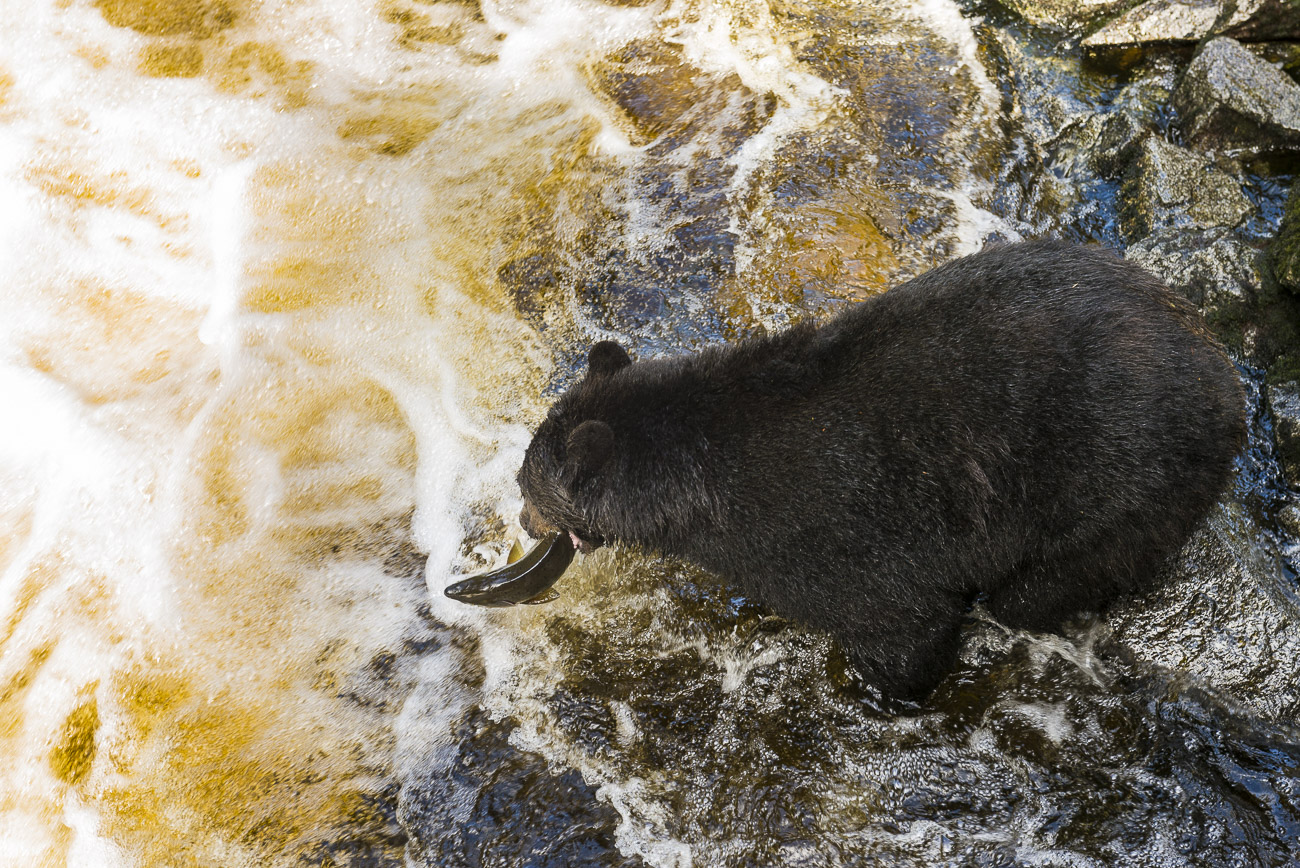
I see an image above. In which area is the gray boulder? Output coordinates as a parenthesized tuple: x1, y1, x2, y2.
(1001, 0, 1139, 30)
(1118, 136, 1252, 240)
(1128, 228, 1300, 381)
(1082, 0, 1219, 47)
(1280, 501, 1300, 538)
(1173, 37, 1300, 152)
(1082, 0, 1300, 48)
(1126, 226, 1261, 315)
(1111, 231, 1300, 712)
(1109, 501, 1300, 721)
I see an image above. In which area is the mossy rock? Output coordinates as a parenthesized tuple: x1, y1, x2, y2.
(1271, 180, 1300, 293)
(1267, 378, 1300, 484)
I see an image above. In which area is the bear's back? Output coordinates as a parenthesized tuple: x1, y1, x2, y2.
(689, 241, 1243, 612)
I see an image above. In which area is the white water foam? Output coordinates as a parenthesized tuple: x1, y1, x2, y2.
(0, 0, 1022, 863)
(0, 0, 645, 859)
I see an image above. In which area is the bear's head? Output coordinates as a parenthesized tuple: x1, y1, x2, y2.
(517, 340, 632, 552)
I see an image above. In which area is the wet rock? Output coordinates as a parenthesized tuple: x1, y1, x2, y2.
(1267, 380, 1300, 482)
(1082, 0, 1219, 48)
(1050, 109, 1146, 177)
(1090, 110, 1147, 175)
(1128, 228, 1300, 373)
(1173, 37, 1300, 153)
(1109, 504, 1300, 721)
(1279, 502, 1300, 538)
(1081, 0, 1300, 48)
(1126, 226, 1260, 319)
(1251, 41, 1300, 82)
(400, 706, 641, 868)
(999, 0, 1139, 31)
(1270, 182, 1300, 293)
(1219, 0, 1300, 42)
(1118, 136, 1251, 241)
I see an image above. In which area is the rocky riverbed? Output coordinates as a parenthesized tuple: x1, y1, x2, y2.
(978, 0, 1300, 483)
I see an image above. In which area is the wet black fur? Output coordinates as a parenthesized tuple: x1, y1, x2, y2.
(517, 241, 1247, 702)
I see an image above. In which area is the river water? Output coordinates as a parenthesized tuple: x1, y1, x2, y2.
(2, 0, 1298, 865)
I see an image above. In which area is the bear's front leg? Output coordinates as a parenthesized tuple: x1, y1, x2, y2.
(835, 592, 968, 704)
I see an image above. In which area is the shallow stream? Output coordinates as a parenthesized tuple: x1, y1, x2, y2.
(1, 0, 1298, 865)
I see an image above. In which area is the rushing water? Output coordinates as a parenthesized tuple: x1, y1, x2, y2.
(1, 0, 1298, 865)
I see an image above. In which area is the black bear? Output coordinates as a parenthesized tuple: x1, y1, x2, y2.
(516, 241, 1246, 701)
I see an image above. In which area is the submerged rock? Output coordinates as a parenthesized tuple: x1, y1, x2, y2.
(1050, 109, 1147, 177)
(1118, 136, 1251, 240)
(1173, 37, 1300, 152)
(1081, 0, 1300, 48)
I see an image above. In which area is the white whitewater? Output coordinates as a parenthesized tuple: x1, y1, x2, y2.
(0, 0, 1005, 864)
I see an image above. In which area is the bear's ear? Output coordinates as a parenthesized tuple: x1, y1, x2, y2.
(563, 420, 615, 487)
(587, 341, 631, 378)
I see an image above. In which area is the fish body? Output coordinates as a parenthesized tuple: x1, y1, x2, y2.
(444, 531, 576, 607)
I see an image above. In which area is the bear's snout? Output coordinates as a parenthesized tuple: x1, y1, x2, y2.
(519, 501, 552, 539)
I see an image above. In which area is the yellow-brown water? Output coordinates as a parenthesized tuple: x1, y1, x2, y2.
(3, 0, 1299, 866)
